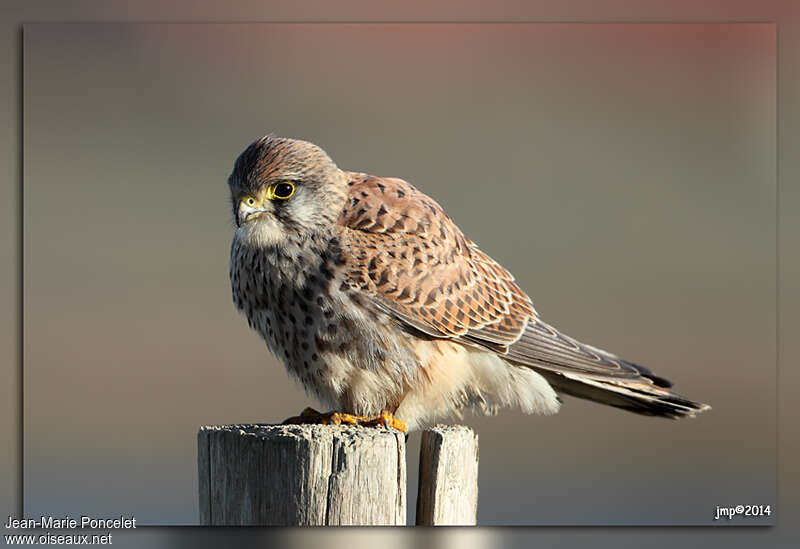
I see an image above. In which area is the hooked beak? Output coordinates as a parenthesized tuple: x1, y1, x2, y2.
(237, 198, 270, 227)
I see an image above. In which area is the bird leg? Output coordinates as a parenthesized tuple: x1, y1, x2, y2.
(281, 407, 408, 433)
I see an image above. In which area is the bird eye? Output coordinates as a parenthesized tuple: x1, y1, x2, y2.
(271, 182, 295, 200)
(246, 197, 256, 206)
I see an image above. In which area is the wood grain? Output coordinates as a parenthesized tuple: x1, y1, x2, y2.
(197, 424, 406, 526)
(416, 424, 479, 525)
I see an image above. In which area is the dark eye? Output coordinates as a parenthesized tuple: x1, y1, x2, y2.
(272, 182, 295, 200)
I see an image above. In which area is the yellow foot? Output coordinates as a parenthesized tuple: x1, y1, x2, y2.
(281, 407, 408, 433)
(361, 412, 409, 433)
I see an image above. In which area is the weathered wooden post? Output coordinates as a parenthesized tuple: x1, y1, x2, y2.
(197, 422, 478, 526)
(198, 424, 406, 525)
(416, 425, 479, 525)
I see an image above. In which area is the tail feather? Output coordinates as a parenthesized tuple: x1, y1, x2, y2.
(504, 319, 710, 419)
(533, 369, 711, 419)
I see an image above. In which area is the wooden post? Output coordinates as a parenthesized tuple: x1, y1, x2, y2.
(198, 424, 406, 525)
(415, 425, 479, 525)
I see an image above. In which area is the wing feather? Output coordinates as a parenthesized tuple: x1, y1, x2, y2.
(337, 172, 642, 383)
(336, 172, 708, 409)
(339, 173, 534, 344)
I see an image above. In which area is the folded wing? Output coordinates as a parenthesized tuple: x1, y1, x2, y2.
(337, 172, 710, 418)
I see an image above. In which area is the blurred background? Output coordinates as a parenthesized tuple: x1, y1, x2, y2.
(22, 23, 775, 525)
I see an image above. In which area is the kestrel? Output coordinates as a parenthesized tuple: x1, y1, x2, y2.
(228, 136, 710, 433)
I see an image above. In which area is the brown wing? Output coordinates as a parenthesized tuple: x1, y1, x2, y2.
(338, 172, 533, 348)
(336, 172, 711, 417)
(338, 172, 656, 382)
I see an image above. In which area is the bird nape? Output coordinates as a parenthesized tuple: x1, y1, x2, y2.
(227, 135, 710, 433)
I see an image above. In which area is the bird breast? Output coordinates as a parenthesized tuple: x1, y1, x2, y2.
(229, 231, 420, 412)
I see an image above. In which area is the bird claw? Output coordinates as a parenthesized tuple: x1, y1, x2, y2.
(281, 408, 408, 433)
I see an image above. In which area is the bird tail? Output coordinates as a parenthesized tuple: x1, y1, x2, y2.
(532, 368, 711, 419)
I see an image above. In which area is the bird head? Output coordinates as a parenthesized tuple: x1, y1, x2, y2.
(228, 135, 348, 246)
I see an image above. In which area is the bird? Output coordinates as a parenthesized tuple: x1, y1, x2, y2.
(228, 135, 710, 433)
